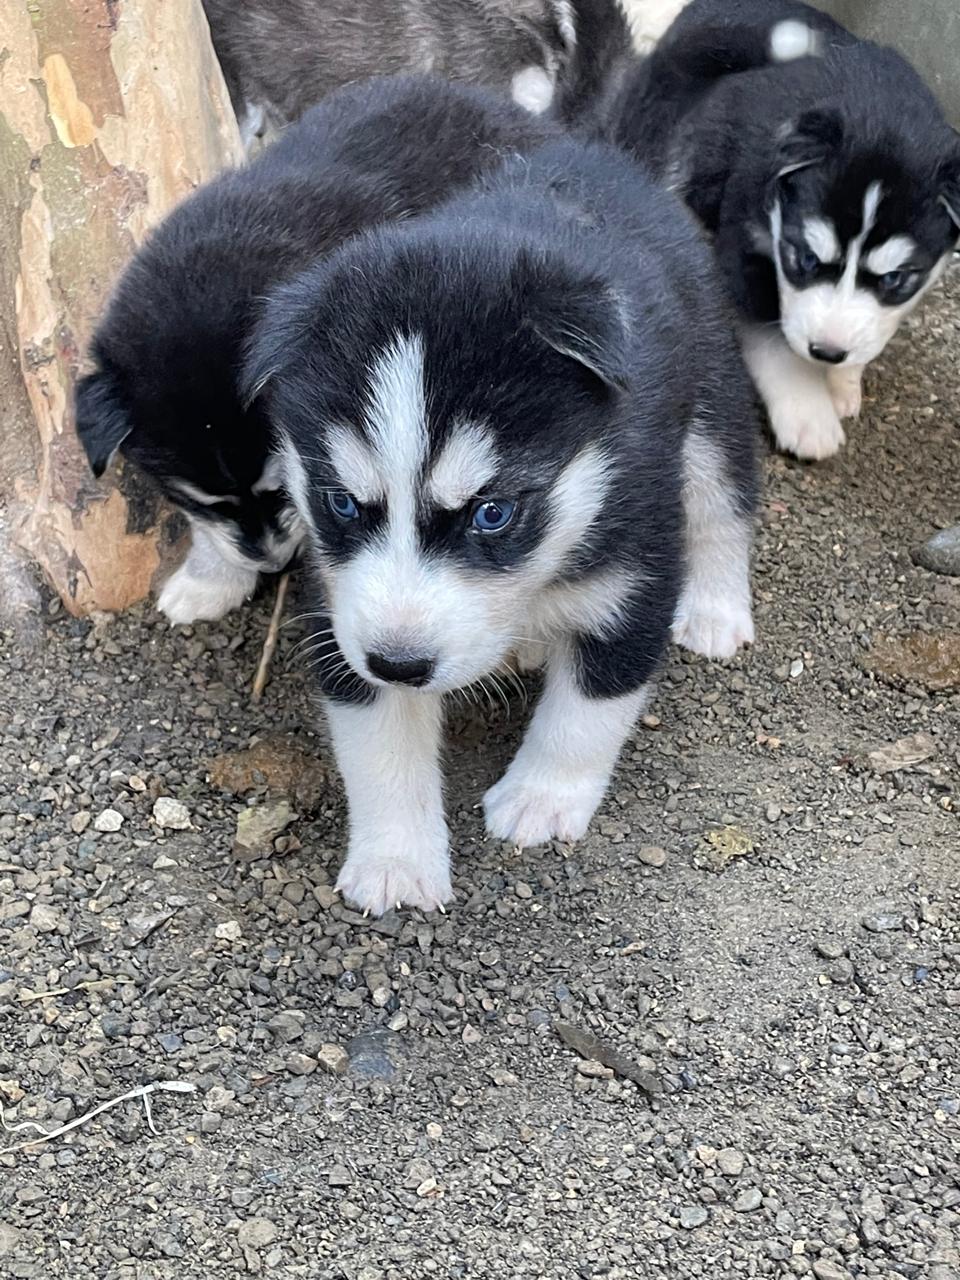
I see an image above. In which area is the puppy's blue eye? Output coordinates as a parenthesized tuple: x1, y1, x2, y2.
(797, 248, 820, 274)
(880, 270, 905, 291)
(327, 490, 359, 521)
(471, 499, 516, 533)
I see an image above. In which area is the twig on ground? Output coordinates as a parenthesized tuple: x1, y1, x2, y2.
(0, 1080, 196, 1157)
(18, 977, 133, 1004)
(252, 572, 290, 703)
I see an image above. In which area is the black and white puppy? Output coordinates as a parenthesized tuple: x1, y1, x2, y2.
(245, 136, 758, 916)
(601, 0, 960, 460)
(74, 76, 556, 624)
(202, 0, 583, 143)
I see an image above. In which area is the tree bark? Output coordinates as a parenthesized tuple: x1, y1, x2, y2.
(0, 0, 242, 617)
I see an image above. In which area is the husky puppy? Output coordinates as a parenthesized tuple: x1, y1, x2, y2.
(74, 76, 557, 624)
(244, 136, 758, 915)
(600, 0, 960, 460)
(202, 0, 584, 142)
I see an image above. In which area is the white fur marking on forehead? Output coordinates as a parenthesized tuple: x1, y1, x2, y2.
(802, 217, 841, 263)
(427, 424, 500, 511)
(864, 235, 917, 276)
(326, 425, 383, 504)
(363, 333, 428, 498)
(861, 182, 882, 239)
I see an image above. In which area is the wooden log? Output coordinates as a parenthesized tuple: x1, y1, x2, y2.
(0, 0, 242, 617)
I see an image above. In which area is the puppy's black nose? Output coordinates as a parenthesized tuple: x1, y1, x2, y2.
(808, 343, 848, 365)
(366, 652, 435, 687)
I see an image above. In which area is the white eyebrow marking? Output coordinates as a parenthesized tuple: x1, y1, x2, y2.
(326, 425, 383, 505)
(171, 479, 240, 507)
(802, 217, 841, 263)
(427, 423, 500, 510)
(864, 235, 918, 276)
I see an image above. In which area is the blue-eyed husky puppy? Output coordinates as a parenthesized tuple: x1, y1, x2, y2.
(245, 136, 758, 916)
(600, 0, 960, 460)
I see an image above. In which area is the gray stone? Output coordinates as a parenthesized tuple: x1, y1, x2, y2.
(679, 1206, 709, 1229)
(734, 1188, 763, 1212)
(914, 525, 960, 577)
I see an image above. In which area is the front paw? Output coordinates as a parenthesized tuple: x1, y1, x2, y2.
(158, 561, 258, 625)
(335, 837, 452, 916)
(673, 590, 754, 659)
(769, 397, 845, 461)
(484, 765, 607, 848)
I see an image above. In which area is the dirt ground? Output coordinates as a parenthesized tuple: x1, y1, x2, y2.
(1, 267, 959, 1278)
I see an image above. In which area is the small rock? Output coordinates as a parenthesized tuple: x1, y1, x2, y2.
(914, 525, 960, 577)
(156, 1033, 182, 1054)
(234, 800, 297, 857)
(237, 1218, 278, 1250)
(29, 903, 60, 933)
(152, 855, 178, 871)
(734, 1187, 763, 1212)
(789, 658, 804, 678)
(93, 808, 124, 833)
(287, 1053, 317, 1076)
(316, 1043, 349, 1076)
(267, 1012, 304, 1043)
(814, 938, 845, 960)
(214, 920, 243, 943)
(680, 1206, 709, 1229)
(328, 1164, 353, 1187)
(200, 1112, 221, 1134)
(70, 812, 91, 835)
(717, 1148, 745, 1177)
(123, 910, 175, 948)
(514, 881, 533, 899)
(638, 845, 667, 868)
(862, 913, 904, 933)
(812, 1261, 848, 1280)
(152, 797, 192, 830)
(576, 1059, 614, 1079)
(204, 1086, 235, 1111)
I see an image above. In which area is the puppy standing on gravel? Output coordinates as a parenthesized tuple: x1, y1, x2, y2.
(74, 77, 556, 625)
(600, 0, 960, 460)
(245, 136, 758, 916)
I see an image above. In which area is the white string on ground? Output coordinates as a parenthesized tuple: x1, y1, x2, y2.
(0, 1080, 196, 1156)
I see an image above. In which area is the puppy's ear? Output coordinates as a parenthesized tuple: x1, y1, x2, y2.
(939, 150, 960, 230)
(526, 275, 631, 392)
(74, 370, 133, 478)
(776, 108, 843, 177)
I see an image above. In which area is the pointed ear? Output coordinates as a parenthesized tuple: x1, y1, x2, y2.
(74, 370, 133, 478)
(526, 274, 631, 392)
(939, 151, 960, 230)
(776, 108, 843, 177)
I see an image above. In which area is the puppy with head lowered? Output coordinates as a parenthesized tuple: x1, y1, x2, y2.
(245, 136, 758, 915)
(601, 0, 960, 460)
(74, 76, 556, 625)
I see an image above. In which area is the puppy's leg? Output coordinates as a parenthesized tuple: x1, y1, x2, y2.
(158, 518, 259, 625)
(484, 643, 649, 848)
(672, 432, 754, 659)
(741, 326, 845, 460)
(329, 688, 451, 916)
(826, 362, 864, 420)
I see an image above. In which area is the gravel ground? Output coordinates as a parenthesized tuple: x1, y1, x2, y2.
(1, 269, 959, 1280)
